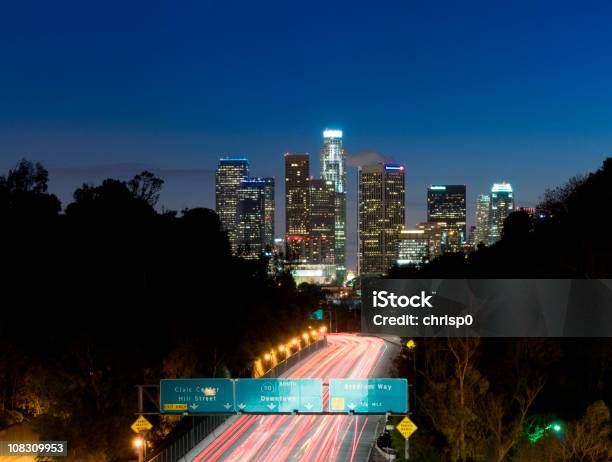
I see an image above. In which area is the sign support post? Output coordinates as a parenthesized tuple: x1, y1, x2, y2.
(138, 386, 144, 462)
(132, 386, 154, 462)
(396, 416, 417, 460)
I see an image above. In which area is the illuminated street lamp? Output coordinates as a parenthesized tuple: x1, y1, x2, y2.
(264, 353, 271, 361)
(133, 436, 145, 462)
(319, 326, 327, 334)
(133, 436, 144, 449)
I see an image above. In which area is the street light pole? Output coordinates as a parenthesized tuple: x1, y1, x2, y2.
(138, 434, 144, 462)
(136, 386, 146, 462)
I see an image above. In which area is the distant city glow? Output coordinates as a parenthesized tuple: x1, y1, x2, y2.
(323, 129, 342, 138)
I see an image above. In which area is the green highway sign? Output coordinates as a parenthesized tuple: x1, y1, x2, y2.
(310, 308, 324, 320)
(160, 379, 235, 414)
(329, 378, 408, 414)
(235, 378, 323, 413)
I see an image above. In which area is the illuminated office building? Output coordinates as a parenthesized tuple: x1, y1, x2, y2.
(215, 156, 249, 252)
(320, 129, 347, 281)
(397, 229, 429, 267)
(488, 182, 514, 245)
(262, 177, 275, 250)
(468, 225, 476, 246)
(273, 238, 285, 256)
(236, 178, 273, 259)
(290, 263, 337, 286)
(474, 194, 491, 246)
(284, 153, 310, 261)
(309, 179, 335, 264)
(358, 164, 406, 275)
(427, 184, 466, 252)
(416, 221, 444, 258)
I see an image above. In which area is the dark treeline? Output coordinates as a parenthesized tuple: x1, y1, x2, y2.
(0, 160, 321, 461)
(393, 337, 612, 462)
(389, 159, 612, 461)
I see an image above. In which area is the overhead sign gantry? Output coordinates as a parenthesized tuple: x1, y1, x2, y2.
(160, 378, 408, 415)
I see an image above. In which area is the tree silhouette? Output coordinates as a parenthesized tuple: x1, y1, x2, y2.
(0, 160, 322, 461)
(0, 159, 61, 218)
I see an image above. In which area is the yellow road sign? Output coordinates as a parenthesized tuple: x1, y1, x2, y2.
(131, 415, 153, 433)
(331, 396, 345, 411)
(396, 416, 418, 439)
(163, 403, 188, 411)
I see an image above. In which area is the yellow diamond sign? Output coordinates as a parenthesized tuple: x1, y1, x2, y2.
(131, 415, 153, 433)
(396, 416, 418, 439)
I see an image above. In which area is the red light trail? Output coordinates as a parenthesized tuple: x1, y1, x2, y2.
(193, 334, 385, 462)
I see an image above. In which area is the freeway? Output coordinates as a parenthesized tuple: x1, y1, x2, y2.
(189, 334, 394, 462)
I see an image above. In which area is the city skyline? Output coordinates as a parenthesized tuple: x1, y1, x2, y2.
(2, 0, 612, 270)
(215, 139, 514, 277)
(3, 135, 598, 273)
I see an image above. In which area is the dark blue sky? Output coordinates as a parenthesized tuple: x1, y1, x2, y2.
(1, 0, 612, 269)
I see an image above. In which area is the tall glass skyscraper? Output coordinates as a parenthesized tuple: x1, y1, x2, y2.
(215, 156, 249, 252)
(488, 182, 514, 244)
(236, 178, 272, 259)
(427, 184, 467, 252)
(474, 194, 491, 246)
(320, 129, 346, 281)
(262, 177, 275, 251)
(358, 164, 406, 275)
(309, 179, 335, 265)
(284, 153, 310, 261)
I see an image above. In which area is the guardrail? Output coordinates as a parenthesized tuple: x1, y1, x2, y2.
(147, 336, 328, 462)
(262, 336, 328, 378)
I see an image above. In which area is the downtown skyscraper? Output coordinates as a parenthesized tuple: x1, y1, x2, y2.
(488, 182, 514, 244)
(474, 193, 491, 246)
(235, 177, 275, 259)
(309, 179, 335, 265)
(262, 177, 275, 251)
(358, 164, 406, 275)
(427, 184, 467, 252)
(215, 156, 249, 252)
(320, 129, 347, 281)
(284, 153, 310, 261)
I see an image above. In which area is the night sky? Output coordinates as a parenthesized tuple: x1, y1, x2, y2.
(2, 0, 612, 270)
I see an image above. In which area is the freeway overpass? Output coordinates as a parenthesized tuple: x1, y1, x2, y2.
(182, 334, 398, 462)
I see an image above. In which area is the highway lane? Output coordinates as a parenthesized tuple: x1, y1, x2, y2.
(191, 334, 391, 462)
